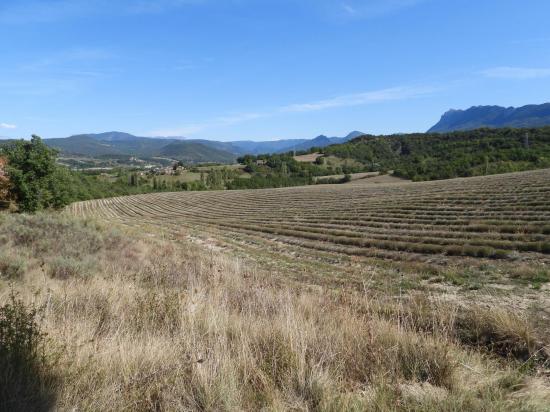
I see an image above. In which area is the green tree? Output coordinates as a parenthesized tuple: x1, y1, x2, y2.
(2, 135, 70, 212)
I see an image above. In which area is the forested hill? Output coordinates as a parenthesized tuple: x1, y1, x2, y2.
(323, 127, 550, 181)
(429, 103, 550, 132)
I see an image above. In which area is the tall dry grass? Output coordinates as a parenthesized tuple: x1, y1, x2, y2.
(0, 213, 549, 411)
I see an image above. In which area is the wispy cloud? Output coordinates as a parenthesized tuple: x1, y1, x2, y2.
(510, 37, 550, 45)
(336, 0, 428, 19)
(0, 123, 17, 129)
(20, 48, 113, 72)
(128, 0, 205, 14)
(0, 0, 94, 24)
(0, 0, 205, 24)
(0, 77, 88, 96)
(481, 66, 550, 80)
(148, 84, 437, 137)
(0, 47, 116, 97)
(281, 86, 436, 112)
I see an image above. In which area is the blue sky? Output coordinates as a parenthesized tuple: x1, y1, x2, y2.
(1, 0, 549, 141)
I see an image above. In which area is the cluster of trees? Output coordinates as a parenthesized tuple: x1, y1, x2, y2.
(234, 152, 364, 189)
(323, 127, 550, 181)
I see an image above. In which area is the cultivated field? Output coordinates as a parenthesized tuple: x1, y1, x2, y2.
(70, 168, 550, 288)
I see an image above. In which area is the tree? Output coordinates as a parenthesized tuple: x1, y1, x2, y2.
(280, 161, 289, 178)
(0, 156, 10, 207)
(2, 135, 71, 213)
(129, 172, 139, 187)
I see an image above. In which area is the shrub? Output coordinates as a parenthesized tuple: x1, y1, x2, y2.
(540, 242, 550, 254)
(398, 337, 455, 389)
(47, 256, 92, 279)
(0, 252, 27, 279)
(455, 307, 544, 362)
(0, 293, 57, 411)
(445, 245, 464, 256)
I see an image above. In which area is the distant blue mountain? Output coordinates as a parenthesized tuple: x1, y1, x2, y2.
(44, 130, 364, 162)
(189, 138, 311, 155)
(283, 131, 364, 153)
(429, 103, 550, 132)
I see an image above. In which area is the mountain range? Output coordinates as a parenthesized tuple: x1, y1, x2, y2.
(43, 131, 364, 163)
(428, 103, 550, 132)
(7, 103, 550, 165)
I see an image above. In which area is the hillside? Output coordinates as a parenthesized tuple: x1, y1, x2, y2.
(58, 169, 550, 409)
(45, 135, 130, 157)
(323, 127, 550, 180)
(158, 141, 236, 163)
(2, 155, 550, 409)
(42, 131, 364, 164)
(429, 103, 550, 132)
(44, 133, 236, 164)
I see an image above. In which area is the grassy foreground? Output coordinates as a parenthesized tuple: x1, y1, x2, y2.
(0, 212, 549, 411)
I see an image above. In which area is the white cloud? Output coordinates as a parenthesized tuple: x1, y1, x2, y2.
(0, 123, 17, 129)
(481, 67, 550, 79)
(281, 86, 436, 113)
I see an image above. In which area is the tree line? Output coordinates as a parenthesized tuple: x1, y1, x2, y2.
(323, 127, 550, 181)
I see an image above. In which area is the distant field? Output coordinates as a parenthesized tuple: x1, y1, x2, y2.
(293, 152, 322, 162)
(157, 171, 202, 183)
(70, 168, 550, 290)
(195, 163, 245, 171)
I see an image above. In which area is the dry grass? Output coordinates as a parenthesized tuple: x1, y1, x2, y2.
(1, 213, 549, 411)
